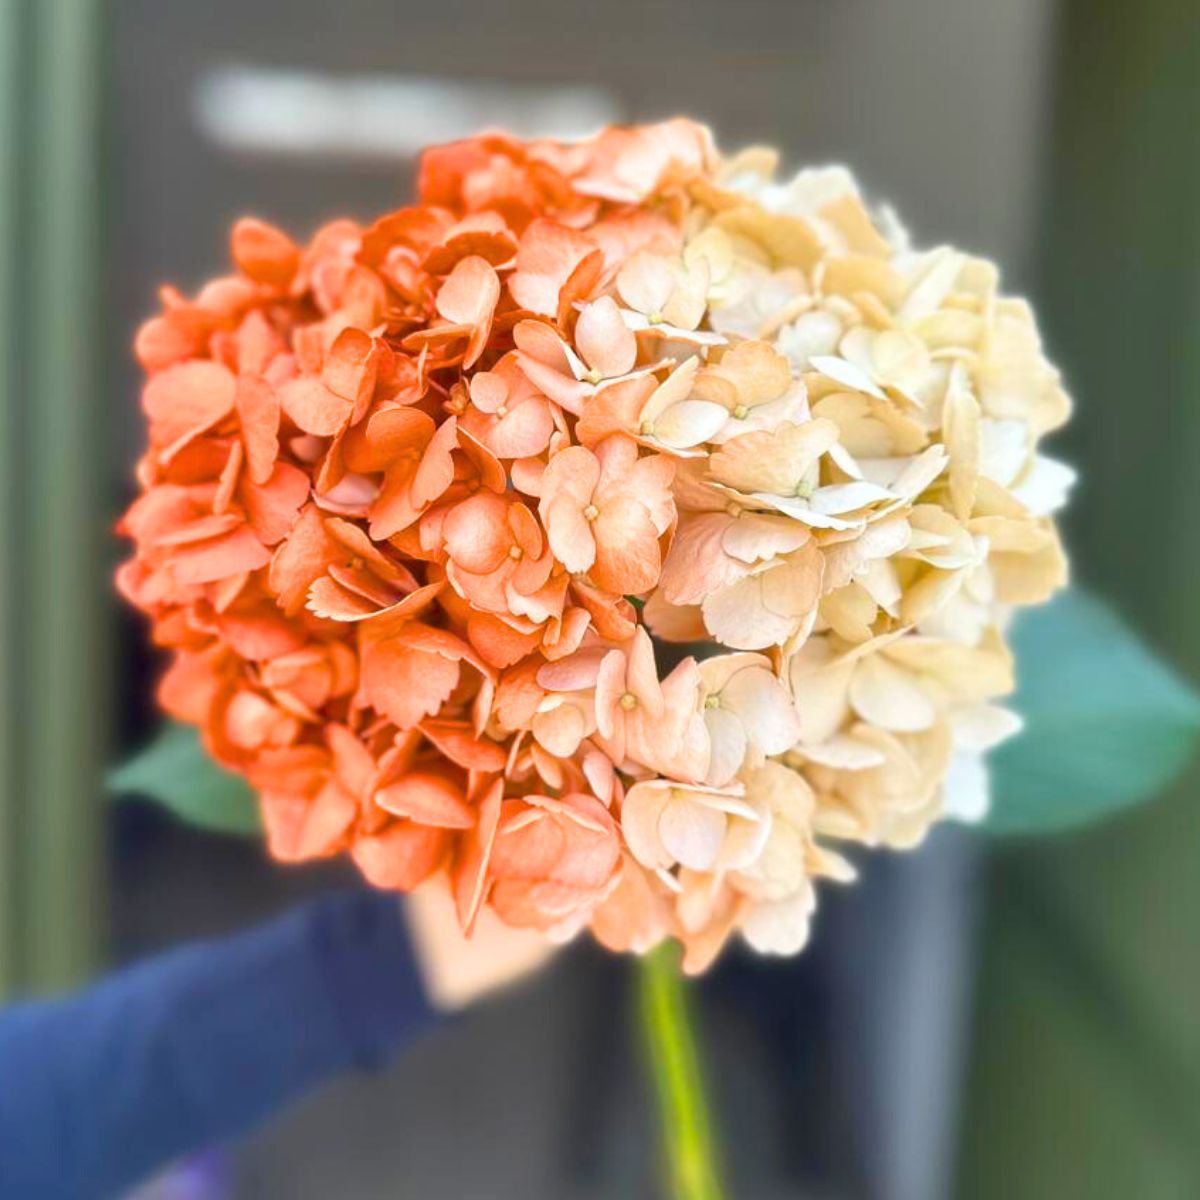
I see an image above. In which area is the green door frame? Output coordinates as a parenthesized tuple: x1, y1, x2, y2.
(0, 0, 107, 995)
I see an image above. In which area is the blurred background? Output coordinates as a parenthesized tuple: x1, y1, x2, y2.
(1, 0, 1198, 1196)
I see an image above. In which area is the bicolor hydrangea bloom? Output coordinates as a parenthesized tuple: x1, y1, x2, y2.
(119, 120, 1072, 973)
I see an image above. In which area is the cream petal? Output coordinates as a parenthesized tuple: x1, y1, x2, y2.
(717, 803, 774, 871)
(808, 355, 887, 401)
(848, 654, 937, 732)
(952, 702, 1023, 751)
(788, 642, 855, 744)
(794, 734, 887, 769)
(739, 889, 814, 955)
(979, 417, 1028, 487)
(703, 706, 749, 786)
(703, 575, 794, 650)
(653, 399, 731, 449)
(809, 481, 894, 515)
(621, 782, 674, 869)
(720, 667, 802, 756)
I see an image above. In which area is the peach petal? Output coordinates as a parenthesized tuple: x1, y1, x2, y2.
(592, 497, 661, 594)
(509, 220, 601, 318)
(575, 296, 637, 379)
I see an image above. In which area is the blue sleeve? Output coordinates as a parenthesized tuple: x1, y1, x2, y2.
(0, 889, 439, 1200)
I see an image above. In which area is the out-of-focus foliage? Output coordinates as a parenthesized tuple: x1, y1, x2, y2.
(109, 723, 260, 835)
(983, 589, 1200, 834)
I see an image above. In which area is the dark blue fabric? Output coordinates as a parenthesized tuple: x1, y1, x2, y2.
(0, 890, 438, 1199)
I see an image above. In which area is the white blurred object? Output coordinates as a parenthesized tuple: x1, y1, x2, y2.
(404, 879, 555, 1011)
(193, 65, 623, 160)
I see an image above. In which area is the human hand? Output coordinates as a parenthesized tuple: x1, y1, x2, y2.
(402, 879, 556, 1011)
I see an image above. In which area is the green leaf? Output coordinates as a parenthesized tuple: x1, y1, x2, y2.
(984, 589, 1200, 834)
(108, 723, 261, 836)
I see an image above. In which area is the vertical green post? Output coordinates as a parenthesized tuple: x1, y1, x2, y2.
(0, 0, 22, 993)
(0, 0, 107, 995)
(25, 0, 107, 990)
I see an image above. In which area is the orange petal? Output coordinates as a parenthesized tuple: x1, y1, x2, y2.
(351, 823, 448, 891)
(268, 503, 339, 614)
(359, 637, 460, 729)
(143, 360, 237, 449)
(376, 772, 475, 829)
(421, 719, 508, 772)
(323, 327, 379, 424)
(343, 405, 435, 473)
(235, 375, 280, 484)
(453, 778, 503, 933)
(262, 782, 357, 862)
(443, 492, 512, 573)
(241, 461, 309, 545)
(436, 256, 500, 368)
(278, 375, 354, 437)
(231, 217, 300, 288)
(170, 525, 272, 585)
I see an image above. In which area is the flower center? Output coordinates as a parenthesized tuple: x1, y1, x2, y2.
(495, 404, 508, 417)
(582, 503, 600, 522)
(508, 544, 524, 560)
(704, 694, 721, 710)
(639, 420, 656, 436)
(618, 691, 638, 712)
(794, 477, 815, 499)
(732, 403, 748, 420)
(648, 310, 664, 325)
(585, 368, 604, 386)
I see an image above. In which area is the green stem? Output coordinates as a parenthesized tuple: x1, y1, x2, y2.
(636, 942, 726, 1200)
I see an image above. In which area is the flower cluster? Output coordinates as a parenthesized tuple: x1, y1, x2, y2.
(119, 120, 1072, 972)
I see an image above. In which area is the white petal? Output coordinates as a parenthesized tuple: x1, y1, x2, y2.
(941, 751, 990, 822)
(1013, 454, 1076, 516)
